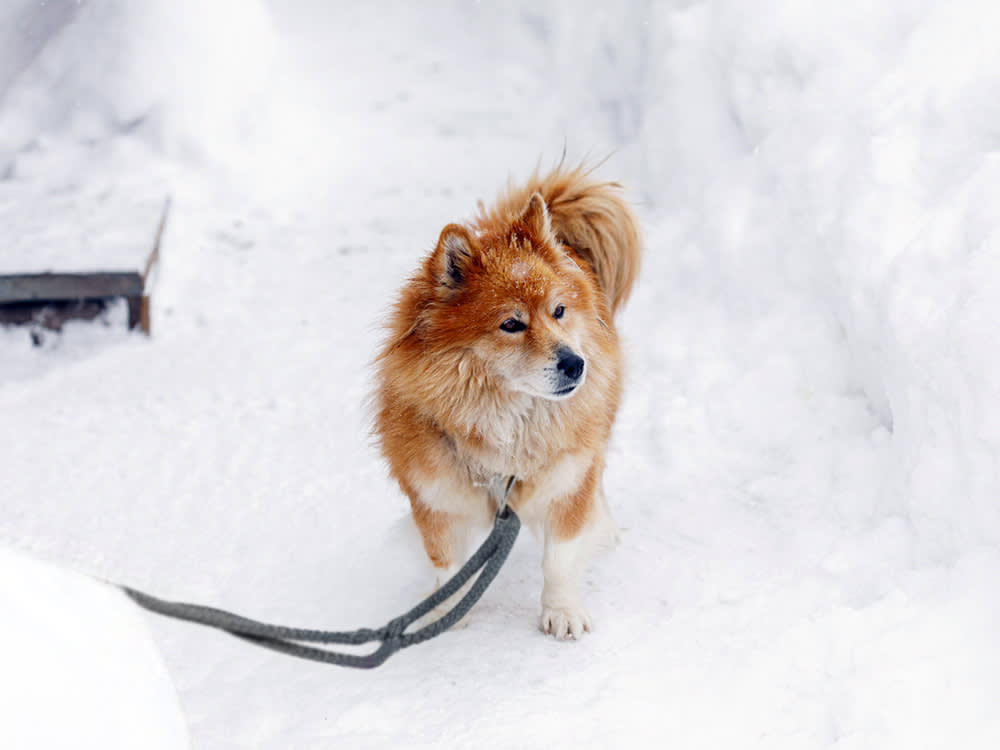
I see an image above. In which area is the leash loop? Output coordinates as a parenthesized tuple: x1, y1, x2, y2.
(124, 486, 520, 669)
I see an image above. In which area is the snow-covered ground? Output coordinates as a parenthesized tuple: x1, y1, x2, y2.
(2, 1, 999, 748)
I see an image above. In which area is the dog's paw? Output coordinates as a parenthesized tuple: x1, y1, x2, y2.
(540, 605, 592, 640)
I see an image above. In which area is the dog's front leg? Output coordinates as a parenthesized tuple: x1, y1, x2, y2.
(540, 467, 615, 639)
(541, 536, 593, 639)
(405, 480, 493, 627)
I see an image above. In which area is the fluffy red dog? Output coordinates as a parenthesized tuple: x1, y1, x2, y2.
(374, 165, 641, 638)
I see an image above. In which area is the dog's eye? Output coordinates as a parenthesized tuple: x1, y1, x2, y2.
(500, 318, 527, 333)
(553, 304, 565, 320)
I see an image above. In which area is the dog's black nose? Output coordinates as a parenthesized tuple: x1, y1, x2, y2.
(556, 347, 585, 381)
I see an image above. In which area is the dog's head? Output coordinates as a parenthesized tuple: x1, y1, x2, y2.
(422, 193, 598, 401)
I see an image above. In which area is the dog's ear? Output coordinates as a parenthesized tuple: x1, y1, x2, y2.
(435, 223, 476, 290)
(520, 192, 552, 239)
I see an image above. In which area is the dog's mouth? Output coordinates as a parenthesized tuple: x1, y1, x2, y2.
(509, 370, 586, 400)
(552, 384, 580, 398)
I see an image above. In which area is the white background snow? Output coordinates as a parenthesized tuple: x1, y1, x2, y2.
(2, 1, 999, 747)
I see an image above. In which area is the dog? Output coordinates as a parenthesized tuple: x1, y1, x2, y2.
(374, 164, 641, 639)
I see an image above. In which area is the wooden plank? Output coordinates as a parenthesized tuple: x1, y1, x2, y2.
(135, 196, 172, 336)
(139, 295, 151, 334)
(0, 272, 143, 304)
(142, 197, 171, 285)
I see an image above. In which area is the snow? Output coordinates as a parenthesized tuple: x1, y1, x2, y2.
(0, 544, 189, 749)
(0, 181, 165, 273)
(2, 1, 1000, 748)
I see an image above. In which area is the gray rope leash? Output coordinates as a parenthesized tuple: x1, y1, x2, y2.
(123, 479, 520, 669)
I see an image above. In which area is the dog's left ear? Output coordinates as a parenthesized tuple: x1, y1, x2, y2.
(521, 192, 552, 239)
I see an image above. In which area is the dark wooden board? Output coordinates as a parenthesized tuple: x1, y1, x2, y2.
(0, 272, 143, 304)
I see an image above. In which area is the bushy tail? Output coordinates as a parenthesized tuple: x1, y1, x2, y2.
(480, 163, 643, 313)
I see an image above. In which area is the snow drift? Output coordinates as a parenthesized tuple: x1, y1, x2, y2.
(624, 0, 1000, 553)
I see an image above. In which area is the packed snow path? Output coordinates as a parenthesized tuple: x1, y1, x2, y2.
(2, 2, 999, 748)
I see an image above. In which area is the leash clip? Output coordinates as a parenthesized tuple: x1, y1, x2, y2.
(496, 475, 516, 517)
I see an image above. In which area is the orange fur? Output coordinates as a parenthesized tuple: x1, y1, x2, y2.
(547, 460, 600, 541)
(374, 164, 642, 638)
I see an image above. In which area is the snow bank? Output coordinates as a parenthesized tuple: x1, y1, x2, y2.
(0, 544, 189, 749)
(607, 0, 1000, 553)
(0, 0, 297, 176)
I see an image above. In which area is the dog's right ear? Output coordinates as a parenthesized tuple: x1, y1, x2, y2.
(434, 224, 476, 290)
